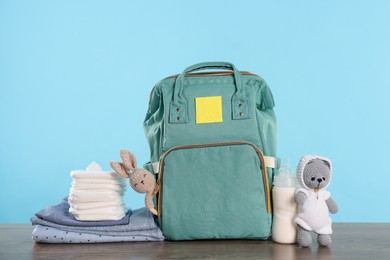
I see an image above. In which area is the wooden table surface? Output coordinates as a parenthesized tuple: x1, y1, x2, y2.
(1, 223, 390, 259)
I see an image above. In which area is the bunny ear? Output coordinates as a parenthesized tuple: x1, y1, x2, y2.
(110, 161, 130, 178)
(120, 149, 138, 171)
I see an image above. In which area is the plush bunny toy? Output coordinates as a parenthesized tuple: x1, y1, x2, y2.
(294, 155, 339, 247)
(110, 150, 158, 216)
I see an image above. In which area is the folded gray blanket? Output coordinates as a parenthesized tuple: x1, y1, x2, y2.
(34, 197, 131, 227)
(31, 207, 160, 236)
(32, 225, 164, 243)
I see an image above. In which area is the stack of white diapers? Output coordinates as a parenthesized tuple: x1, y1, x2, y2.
(68, 161, 127, 221)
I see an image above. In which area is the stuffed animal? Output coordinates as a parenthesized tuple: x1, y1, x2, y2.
(294, 155, 339, 247)
(110, 150, 158, 216)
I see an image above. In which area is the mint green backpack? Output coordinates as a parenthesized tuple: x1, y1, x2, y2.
(143, 62, 277, 240)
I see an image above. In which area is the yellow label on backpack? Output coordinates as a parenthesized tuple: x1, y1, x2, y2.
(195, 96, 223, 124)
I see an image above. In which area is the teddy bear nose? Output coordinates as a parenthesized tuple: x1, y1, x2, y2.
(317, 178, 322, 183)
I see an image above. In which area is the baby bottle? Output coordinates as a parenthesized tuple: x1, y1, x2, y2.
(272, 158, 297, 244)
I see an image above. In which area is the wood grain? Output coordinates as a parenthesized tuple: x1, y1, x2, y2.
(1, 223, 390, 259)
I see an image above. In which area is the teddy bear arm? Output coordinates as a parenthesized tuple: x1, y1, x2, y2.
(326, 196, 338, 214)
(295, 191, 307, 206)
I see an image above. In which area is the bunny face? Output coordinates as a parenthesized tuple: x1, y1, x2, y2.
(129, 169, 156, 193)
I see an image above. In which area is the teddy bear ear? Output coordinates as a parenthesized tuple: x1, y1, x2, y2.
(322, 160, 331, 169)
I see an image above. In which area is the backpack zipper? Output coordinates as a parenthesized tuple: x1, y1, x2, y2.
(164, 71, 257, 79)
(156, 141, 272, 217)
(149, 71, 258, 99)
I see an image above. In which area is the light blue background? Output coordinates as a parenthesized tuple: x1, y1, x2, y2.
(1, 1, 389, 223)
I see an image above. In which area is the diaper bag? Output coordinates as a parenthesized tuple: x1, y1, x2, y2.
(143, 62, 277, 240)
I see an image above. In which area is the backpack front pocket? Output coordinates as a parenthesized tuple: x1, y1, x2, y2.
(157, 142, 272, 240)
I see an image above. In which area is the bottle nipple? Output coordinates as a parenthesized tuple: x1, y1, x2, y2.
(273, 158, 296, 188)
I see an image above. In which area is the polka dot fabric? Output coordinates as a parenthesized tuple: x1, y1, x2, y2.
(32, 225, 164, 243)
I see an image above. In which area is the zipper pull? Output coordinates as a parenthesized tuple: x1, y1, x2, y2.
(152, 180, 160, 196)
(314, 188, 319, 199)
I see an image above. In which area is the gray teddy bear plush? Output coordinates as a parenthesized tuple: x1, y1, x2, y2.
(294, 155, 339, 247)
